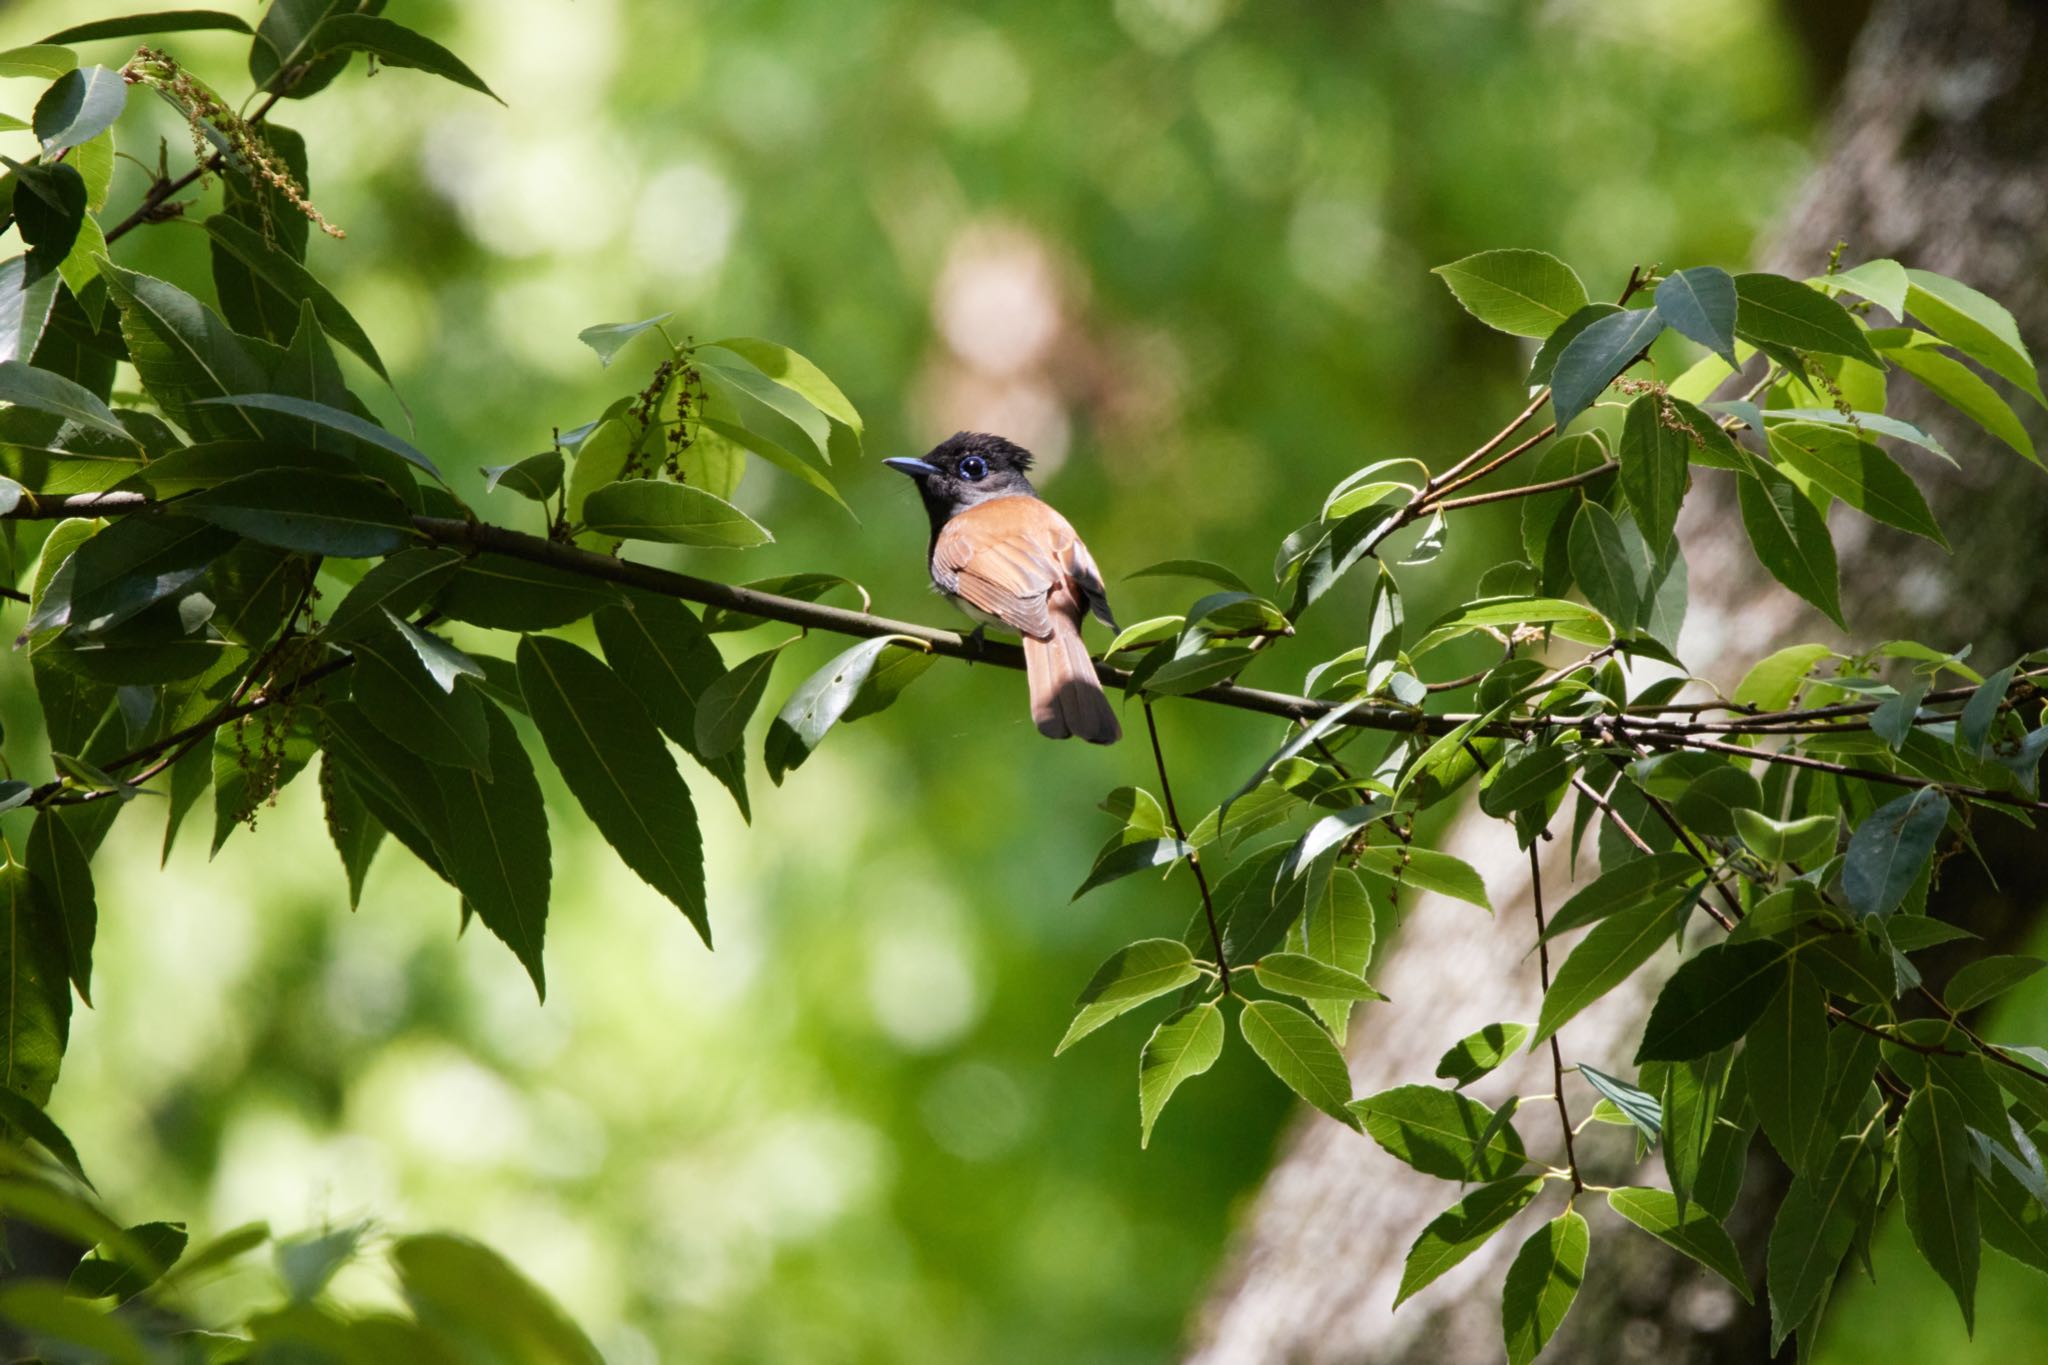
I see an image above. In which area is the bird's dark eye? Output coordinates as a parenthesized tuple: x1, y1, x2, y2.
(958, 455, 988, 481)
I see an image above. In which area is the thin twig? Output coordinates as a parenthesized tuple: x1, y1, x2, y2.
(1432, 460, 1618, 514)
(1529, 841, 1583, 1194)
(1144, 699, 1229, 994)
(103, 89, 289, 245)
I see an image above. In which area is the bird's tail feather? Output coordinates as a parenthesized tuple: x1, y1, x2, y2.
(1023, 616, 1121, 744)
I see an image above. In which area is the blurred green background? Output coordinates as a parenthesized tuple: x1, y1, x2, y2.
(11, 1, 2034, 1361)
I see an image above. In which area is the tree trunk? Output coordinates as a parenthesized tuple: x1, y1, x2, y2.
(1186, 2, 2048, 1360)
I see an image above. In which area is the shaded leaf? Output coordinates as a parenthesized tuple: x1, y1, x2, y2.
(1737, 462, 1844, 628)
(1501, 1210, 1589, 1365)
(1436, 1022, 1530, 1087)
(1607, 1187, 1752, 1301)
(517, 636, 707, 942)
(1352, 1084, 1527, 1180)
(1396, 1175, 1545, 1308)
(1841, 788, 1949, 919)
(1655, 266, 1738, 365)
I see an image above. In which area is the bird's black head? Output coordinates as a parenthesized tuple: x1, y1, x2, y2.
(884, 431, 1038, 530)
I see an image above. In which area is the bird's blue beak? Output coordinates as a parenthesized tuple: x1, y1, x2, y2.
(884, 457, 942, 478)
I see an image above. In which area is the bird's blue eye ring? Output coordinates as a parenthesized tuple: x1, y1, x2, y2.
(958, 455, 988, 481)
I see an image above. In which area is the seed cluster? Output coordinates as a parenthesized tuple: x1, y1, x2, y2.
(122, 47, 344, 239)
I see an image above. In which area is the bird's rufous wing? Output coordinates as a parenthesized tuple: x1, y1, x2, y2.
(930, 497, 1078, 640)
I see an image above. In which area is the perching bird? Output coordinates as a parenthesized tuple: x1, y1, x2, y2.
(885, 432, 1122, 744)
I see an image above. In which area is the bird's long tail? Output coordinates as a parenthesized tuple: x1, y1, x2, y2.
(1023, 612, 1121, 744)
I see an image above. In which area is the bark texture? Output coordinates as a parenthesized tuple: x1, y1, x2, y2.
(1187, 2, 2048, 1361)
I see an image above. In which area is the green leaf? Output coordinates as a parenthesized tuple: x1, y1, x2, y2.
(1661, 1050, 1732, 1215)
(24, 810, 95, 1005)
(1253, 952, 1384, 1002)
(0, 1087, 90, 1187)
(1732, 809, 1837, 867)
(95, 258, 270, 441)
(1140, 644, 1255, 696)
(0, 46, 77, 79)
(299, 15, 502, 101)
(0, 256, 62, 364)
(426, 704, 551, 999)
(200, 216, 390, 383)
(1885, 342, 2036, 462)
(1655, 266, 1739, 365)
(1579, 1064, 1662, 1142)
(320, 757, 383, 909)
(483, 452, 565, 501)
(32, 65, 124, 157)
(1736, 462, 1844, 628)
(1734, 272, 1881, 365)
(1127, 558, 1255, 596)
(1614, 401, 1694, 559)
(436, 555, 610, 631)
(1745, 961, 1831, 1177)
(183, 470, 415, 557)
(1550, 306, 1664, 429)
(578, 313, 671, 367)
(517, 636, 708, 943)
(592, 594, 749, 818)
(68, 1220, 187, 1301)
(1958, 663, 2016, 758)
(0, 358, 132, 444)
(1841, 788, 1949, 918)
(195, 394, 442, 481)
(697, 350, 833, 462)
(43, 11, 251, 43)
(24, 512, 232, 639)
(325, 547, 462, 641)
(1240, 999, 1358, 1129)
(1945, 956, 2046, 1014)
(697, 415, 850, 513)
(8, 159, 86, 263)
(1396, 1175, 1545, 1307)
(1734, 643, 1832, 711)
(1637, 941, 1786, 1062)
(1822, 258, 1909, 316)
(1533, 899, 1675, 1044)
(1607, 1187, 1752, 1301)
(1072, 837, 1193, 901)
(1527, 302, 1621, 387)
(1501, 1210, 1589, 1365)
(1479, 743, 1571, 817)
(1055, 939, 1202, 1055)
(1280, 802, 1390, 879)
(1353, 846, 1491, 910)
(581, 478, 771, 547)
(1432, 249, 1588, 339)
(1899, 1085, 1979, 1333)
(1903, 268, 2044, 407)
(1408, 595, 1611, 658)
(1352, 1084, 1527, 1179)
(1543, 852, 1701, 939)
(693, 644, 785, 758)
(1435, 1022, 1530, 1087)
(765, 635, 933, 782)
(0, 859, 70, 1105)
(392, 1234, 602, 1365)
(1766, 422, 1945, 546)
(1138, 1002, 1224, 1148)
(704, 336, 862, 438)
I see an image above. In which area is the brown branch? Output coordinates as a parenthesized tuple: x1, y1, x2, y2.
(1431, 460, 1619, 515)
(1425, 422, 1559, 504)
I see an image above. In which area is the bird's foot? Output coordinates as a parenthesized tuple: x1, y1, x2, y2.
(964, 624, 988, 662)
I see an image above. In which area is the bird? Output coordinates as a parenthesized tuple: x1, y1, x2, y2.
(885, 432, 1122, 744)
